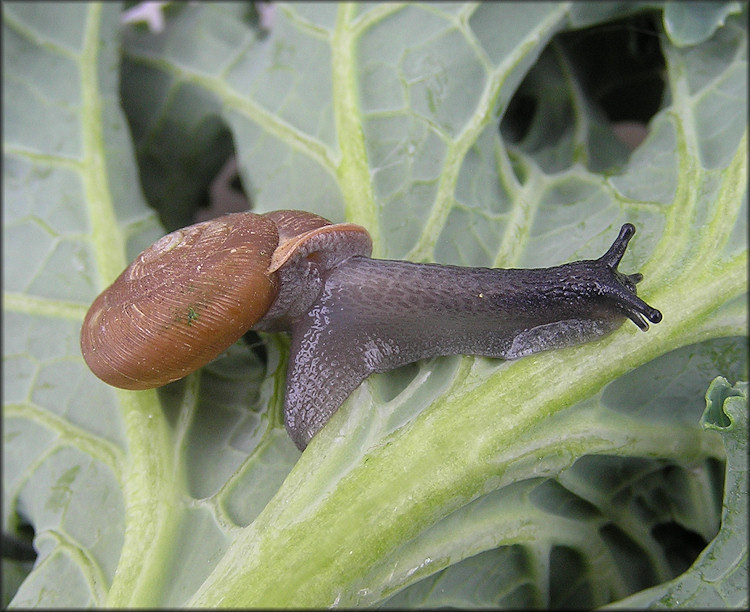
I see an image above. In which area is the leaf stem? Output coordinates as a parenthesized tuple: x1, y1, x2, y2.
(77, 4, 183, 606)
(331, 3, 380, 249)
(80, 4, 127, 286)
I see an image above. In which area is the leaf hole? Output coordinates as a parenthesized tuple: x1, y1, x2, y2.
(501, 11, 666, 172)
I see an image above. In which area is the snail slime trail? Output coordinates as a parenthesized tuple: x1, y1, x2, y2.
(81, 211, 662, 450)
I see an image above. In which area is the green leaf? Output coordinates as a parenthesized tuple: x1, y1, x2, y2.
(663, 1, 744, 47)
(606, 377, 748, 609)
(3, 2, 747, 608)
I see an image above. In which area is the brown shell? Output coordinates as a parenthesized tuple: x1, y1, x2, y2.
(80, 212, 280, 390)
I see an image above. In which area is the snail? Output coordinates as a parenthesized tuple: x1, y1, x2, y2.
(81, 210, 662, 450)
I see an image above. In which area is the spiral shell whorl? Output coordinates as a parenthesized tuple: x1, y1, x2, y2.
(81, 212, 280, 389)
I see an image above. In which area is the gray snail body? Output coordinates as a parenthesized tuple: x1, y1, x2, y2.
(81, 211, 662, 450)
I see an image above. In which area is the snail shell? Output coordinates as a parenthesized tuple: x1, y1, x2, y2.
(80, 210, 371, 390)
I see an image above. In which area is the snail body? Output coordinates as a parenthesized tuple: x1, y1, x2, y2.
(81, 210, 662, 450)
